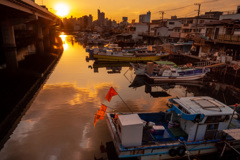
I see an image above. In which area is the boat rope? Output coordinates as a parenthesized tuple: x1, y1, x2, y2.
(178, 139, 191, 160)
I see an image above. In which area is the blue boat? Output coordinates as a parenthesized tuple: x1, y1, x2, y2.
(106, 96, 240, 159)
(145, 66, 210, 82)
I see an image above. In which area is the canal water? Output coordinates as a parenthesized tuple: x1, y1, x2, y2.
(0, 35, 239, 160)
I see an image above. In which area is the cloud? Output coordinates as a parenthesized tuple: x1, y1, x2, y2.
(0, 82, 115, 160)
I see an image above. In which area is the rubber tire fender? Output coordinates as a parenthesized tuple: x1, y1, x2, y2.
(168, 148, 177, 157)
(176, 145, 186, 157)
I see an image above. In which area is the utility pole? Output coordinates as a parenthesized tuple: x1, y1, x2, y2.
(159, 11, 165, 26)
(194, 3, 201, 31)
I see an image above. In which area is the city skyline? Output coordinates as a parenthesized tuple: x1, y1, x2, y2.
(36, 0, 239, 22)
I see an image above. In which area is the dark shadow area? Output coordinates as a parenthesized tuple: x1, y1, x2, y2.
(0, 48, 63, 149)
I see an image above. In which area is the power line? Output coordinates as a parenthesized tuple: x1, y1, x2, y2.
(178, 10, 196, 17)
(153, 4, 193, 13)
(154, 0, 219, 14)
(162, 4, 193, 12)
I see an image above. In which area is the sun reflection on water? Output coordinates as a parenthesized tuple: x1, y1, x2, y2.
(59, 35, 68, 50)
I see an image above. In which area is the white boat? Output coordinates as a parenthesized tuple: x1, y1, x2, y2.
(145, 66, 210, 82)
(106, 96, 240, 159)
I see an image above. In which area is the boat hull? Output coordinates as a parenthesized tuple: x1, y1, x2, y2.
(145, 72, 207, 82)
(93, 54, 168, 62)
(106, 113, 240, 159)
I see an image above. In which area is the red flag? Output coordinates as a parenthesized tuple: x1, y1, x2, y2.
(94, 114, 99, 127)
(105, 87, 118, 102)
(100, 104, 107, 112)
(99, 115, 105, 120)
(96, 110, 105, 116)
(235, 103, 238, 107)
(94, 113, 104, 127)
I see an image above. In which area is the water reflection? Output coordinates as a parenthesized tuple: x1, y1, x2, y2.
(59, 35, 68, 50)
(0, 36, 240, 160)
(0, 83, 114, 160)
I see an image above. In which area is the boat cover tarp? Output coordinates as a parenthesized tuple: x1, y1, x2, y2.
(223, 128, 240, 140)
(154, 61, 176, 65)
(167, 104, 205, 121)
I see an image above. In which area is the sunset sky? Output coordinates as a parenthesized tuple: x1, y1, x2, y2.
(36, 0, 240, 22)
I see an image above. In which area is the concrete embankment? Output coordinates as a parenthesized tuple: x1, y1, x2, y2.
(0, 48, 63, 149)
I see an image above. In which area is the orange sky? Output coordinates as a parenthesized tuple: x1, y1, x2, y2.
(36, 0, 240, 22)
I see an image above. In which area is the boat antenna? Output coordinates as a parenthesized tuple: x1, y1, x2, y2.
(228, 103, 238, 129)
(115, 90, 133, 113)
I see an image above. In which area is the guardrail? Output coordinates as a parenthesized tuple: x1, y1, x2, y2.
(217, 34, 240, 42)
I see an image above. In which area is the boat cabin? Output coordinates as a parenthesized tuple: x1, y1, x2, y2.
(168, 96, 234, 142)
(157, 67, 207, 77)
(113, 96, 234, 148)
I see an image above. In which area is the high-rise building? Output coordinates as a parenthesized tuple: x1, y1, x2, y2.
(88, 14, 93, 27)
(98, 9, 105, 26)
(237, 6, 240, 14)
(139, 11, 151, 23)
(122, 17, 128, 22)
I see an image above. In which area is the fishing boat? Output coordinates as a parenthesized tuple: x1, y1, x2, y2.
(93, 53, 168, 62)
(92, 45, 169, 62)
(130, 61, 176, 75)
(106, 96, 240, 159)
(145, 65, 210, 82)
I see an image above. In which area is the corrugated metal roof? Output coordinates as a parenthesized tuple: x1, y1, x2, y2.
(223, 129, 240, 140)
(173, 96, 234, 116)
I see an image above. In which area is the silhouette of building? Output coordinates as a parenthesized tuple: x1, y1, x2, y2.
(238, 6, 240, 14)
(139, 11, 151, 23)
(88, 14, 93, 28)
(98, 9, 105, 26)
(122, 17, 128, 22)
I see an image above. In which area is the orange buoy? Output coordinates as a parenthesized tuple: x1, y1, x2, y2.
(186, 63, 192, 67)
(233, 64, 239, 70)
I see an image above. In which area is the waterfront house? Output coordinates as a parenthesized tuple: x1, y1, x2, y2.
(195, 10, 240, 63)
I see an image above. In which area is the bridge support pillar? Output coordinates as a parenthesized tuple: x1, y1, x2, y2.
(35, 23, 45, 55)
(43, 27, 51, 52)
(1, 21, 18, 72)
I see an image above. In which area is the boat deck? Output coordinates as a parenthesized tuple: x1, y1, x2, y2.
(141, 123, 188, 145)
(109, 112, 189, 146)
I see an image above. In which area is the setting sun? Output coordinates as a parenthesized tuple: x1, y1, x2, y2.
(54, 3, 70, 17)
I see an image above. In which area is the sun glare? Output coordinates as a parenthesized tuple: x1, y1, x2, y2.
(54, 3, 70, 17)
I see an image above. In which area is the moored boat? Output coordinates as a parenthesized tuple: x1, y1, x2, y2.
(145, 65, 210, 82)
(93, 54, 168, 62)
(106, 96, 240, 159)
(130, 61, 176, 75)
(92, 44, 169, 62)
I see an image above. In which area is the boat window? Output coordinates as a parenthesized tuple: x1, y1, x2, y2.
(172, 71, 176, 73)
(186, 71, 193, 74)
(178, 106, 190, 114)
(205, 116, 224, 123)
(178, 72, 185, 76)
(207, 123, 218, 130)
(205, 123, 219, 140)
(194, 69, 202, 73)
